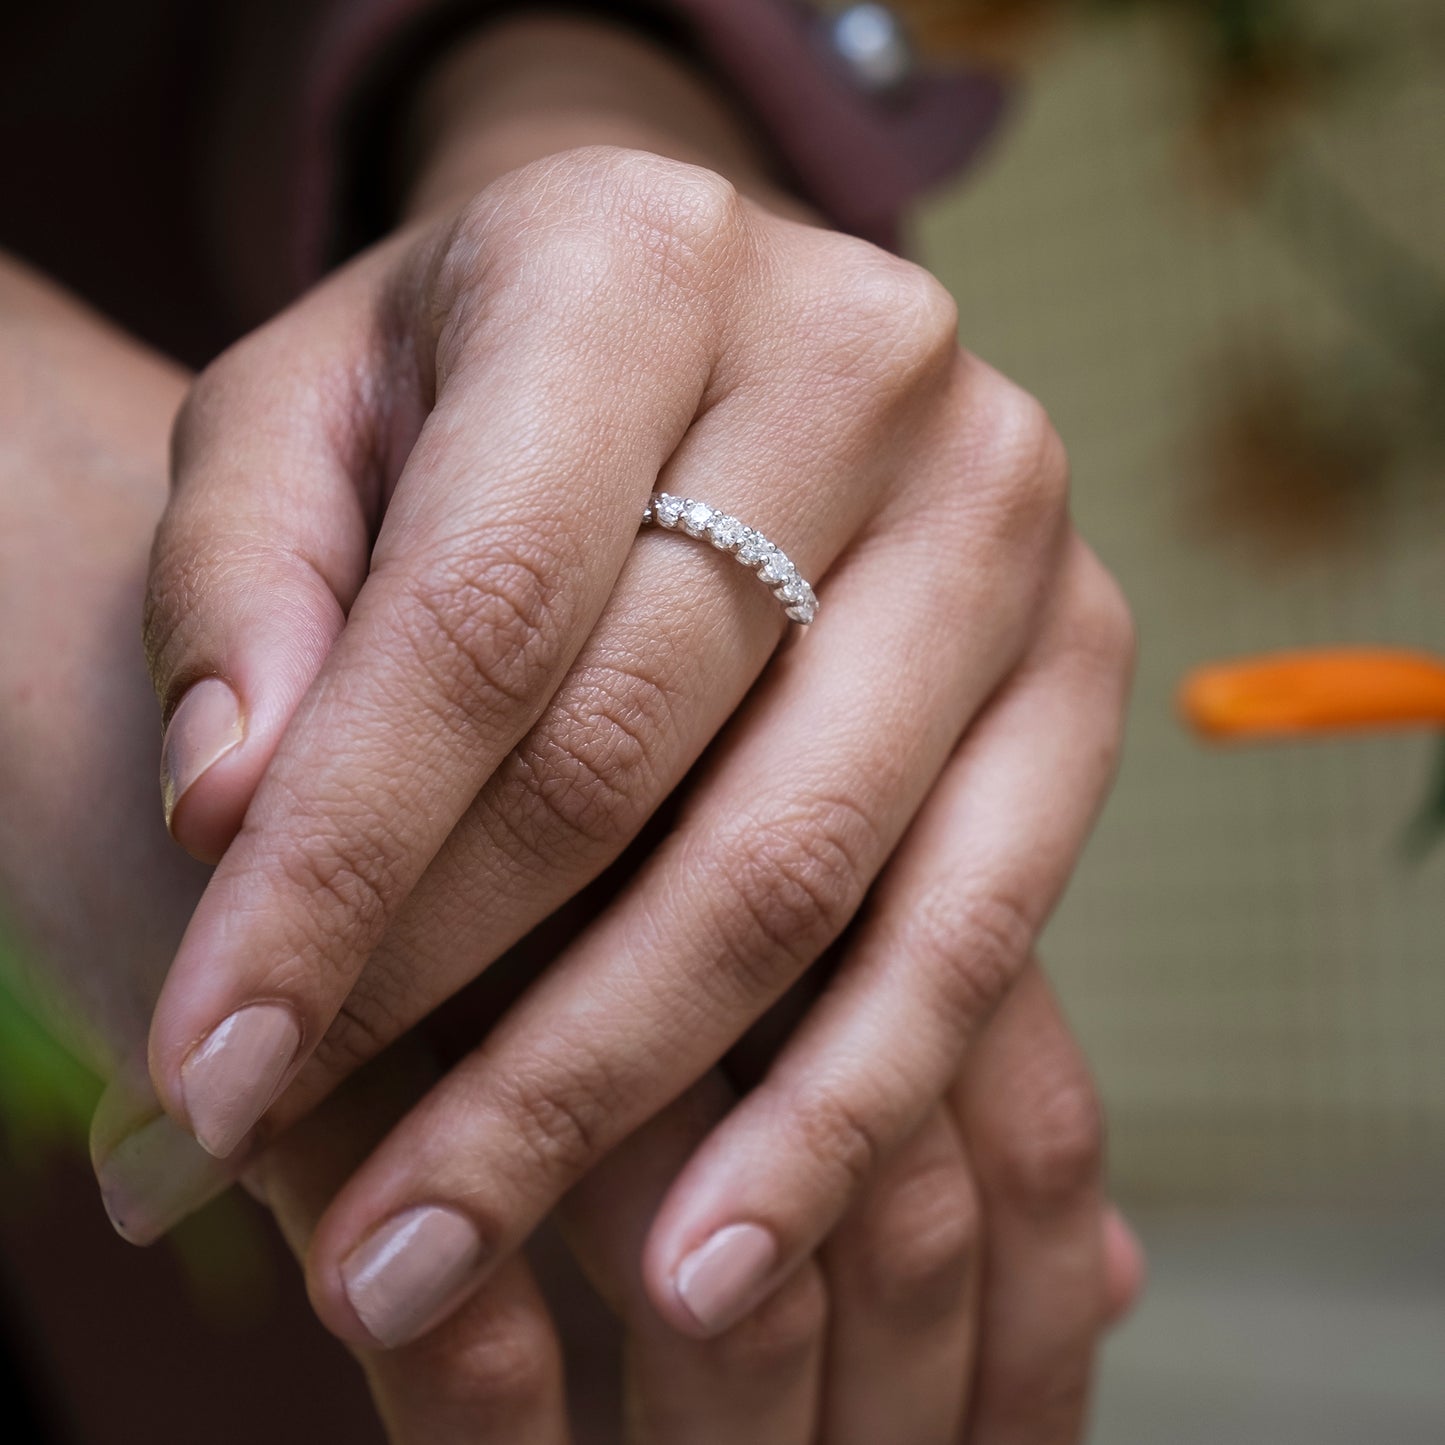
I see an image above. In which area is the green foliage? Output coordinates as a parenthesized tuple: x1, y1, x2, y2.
(0, 933, 99, 1168)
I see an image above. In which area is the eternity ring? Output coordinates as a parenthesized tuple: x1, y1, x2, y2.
(641, 493, 819, 625)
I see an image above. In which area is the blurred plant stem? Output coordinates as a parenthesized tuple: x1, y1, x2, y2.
(0, 924, 99, 1170)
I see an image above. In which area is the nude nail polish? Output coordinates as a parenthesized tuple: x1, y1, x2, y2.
(95, 1111, 231, 1245)
(160, 677, 243, 828)
(180, 1003, 300, 1158)
(341, 1206, 485, 1348)
(673, 1222, 778, 1335)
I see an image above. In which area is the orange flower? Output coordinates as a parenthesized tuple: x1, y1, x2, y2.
(1179, 648, 1445, 741)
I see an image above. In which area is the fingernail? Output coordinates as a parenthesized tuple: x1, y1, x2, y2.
(161, 677, 243, 829)
(673, 1222, 778, 1336)
(95, 1111, 231, 1245)
(180, 1003, 300, 1159)
(341, 1206, 485, 1348)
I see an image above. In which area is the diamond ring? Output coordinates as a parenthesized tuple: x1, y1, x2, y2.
(641, 493, 818, 625)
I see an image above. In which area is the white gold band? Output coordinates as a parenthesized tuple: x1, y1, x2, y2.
(641, 493, 819, 625)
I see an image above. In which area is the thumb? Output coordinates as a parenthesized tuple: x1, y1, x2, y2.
(146, 297, 393, 863)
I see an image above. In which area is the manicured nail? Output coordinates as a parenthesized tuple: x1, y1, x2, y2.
(180, 1003, 300, 1158)
(673, 1222, 779, 1336)
(341, 1206, 485, 1348)
(160, 677, 243, 829)
(95, 1111, 231, 1245)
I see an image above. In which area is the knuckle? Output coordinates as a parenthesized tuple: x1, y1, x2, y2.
(402, 1298, 559, 1420)
(968, 366, 1070, 531)
(271, 820, 400, 968)
(913, 886, 1035, 1038)
(1069, 550, 1138, 681)
(482, 147, 742, 293)
(492, 655, 675, 858)
(881, 261, 961, 374)
(788, 1086, 889, 1196)
(387, 530, 571, 727)
(710, 796, 877, 992)
(820, 243, 960, 387)
(857, 1160, 977, 1325)
(711, 1261, 828, 1377)
(599, 148, 744, 258)
(168, 356, 233, 472)
(988, 1072, 1105, 1216)
(496, 1049, 632, 1184)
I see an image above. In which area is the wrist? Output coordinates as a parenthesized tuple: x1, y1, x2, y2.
(399, 11, 815, 225)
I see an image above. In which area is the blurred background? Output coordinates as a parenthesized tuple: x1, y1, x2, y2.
(912, 0, 1445, 1438)
(1, 0, 1442, 1440)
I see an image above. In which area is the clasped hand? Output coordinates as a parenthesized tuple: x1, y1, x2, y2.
(53, 143, 1139, 1439)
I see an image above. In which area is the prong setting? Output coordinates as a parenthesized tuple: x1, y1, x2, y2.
(642, 493, 818, 625)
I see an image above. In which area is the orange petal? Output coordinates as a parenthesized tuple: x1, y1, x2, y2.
(1179, 648, 1445, 740)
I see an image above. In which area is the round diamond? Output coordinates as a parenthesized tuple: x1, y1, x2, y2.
(759, 553, 794, 586)
(653, 493, 684, 528)
(708, 515, 745, 551)
(683, 501, 714, 536)
(737, 535, 769, 565)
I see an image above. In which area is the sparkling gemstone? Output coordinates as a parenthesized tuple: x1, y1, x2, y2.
(708, 515, 745, 550)
(654, 494, 684, 527)
(683, 501, 714, 536)
(737, 535, 769, 564)
(759, 553, 794, 586)
(778, 578, 804, 604)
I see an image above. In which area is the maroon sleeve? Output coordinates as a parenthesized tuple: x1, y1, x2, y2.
(212, 1, 1008, 320)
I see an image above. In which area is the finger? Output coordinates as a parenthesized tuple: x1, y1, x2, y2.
(299, 382, 1060, 1348)
(951, 965, 1109, 1445)
(819, 1107, 978, 1445)
(147, 153, 733, 1159)
(146, 250, 388, 862)
(640, 538, 1132, 1335)
(557, 1073, 826, 1445)
(258, 1046, 571, 1445)
(244, 258, 918, 1131)
(180, 219, 970, 1146)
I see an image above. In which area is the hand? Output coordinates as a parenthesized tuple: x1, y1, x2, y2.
(252, 959, 1144, 1445)
(0, 250, 1140, 1443)
(140, 133, 1133, 1356)
(0, 256, 573, 1442)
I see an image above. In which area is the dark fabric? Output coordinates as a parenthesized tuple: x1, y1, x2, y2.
(0, 1, 1006, 362)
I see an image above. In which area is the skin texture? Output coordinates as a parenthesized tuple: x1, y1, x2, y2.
(136, 18, 1137, 1371)
(0, 256, 1141, 1443)
(0, 13, 1143, 1441)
